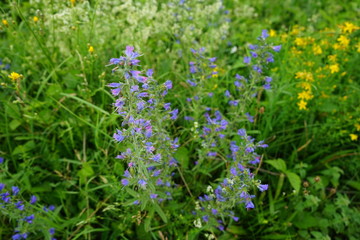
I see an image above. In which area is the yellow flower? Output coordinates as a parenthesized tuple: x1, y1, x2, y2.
(332, 43, 341, 50)
(88, 45, 94, 53)
(295, 37, 307, 47)
(329, 64, 339, 74)
(33, 16, 39, 22)
(212, 84, 218, 90)
(300, 82, 311, 91)
(297, 100, 308, 110)
(8, 72, 23, 81)
(337, 35, 350, 47)
(269, 29, 276, 37)
(70, 0, 76, 5)
(355, 123, 360, 131)
(340, 22, 359, 34)
(2, 19, 8, 26)
(312, 44, 322, 55)
(349, 134, 358, 141)
(328, 55, 337, 62)
(298, 91, 313, 100)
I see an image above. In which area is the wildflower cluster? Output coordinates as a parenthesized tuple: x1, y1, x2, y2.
(193, 128, 269, 230)
(282, 22, 360, 141)
(0, 159, 56, 240)
(227, 30, 281, 118)
(108, 46, 179, 207)
(182, 31, 276, 231)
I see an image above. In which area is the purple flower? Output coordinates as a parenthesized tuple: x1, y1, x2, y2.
(164, 103, 171, 111)
(152, 154, 161, 162)
(229, 100, 239, 106)
(250, 51, 258, 58)
(272, 45, 282, 52)
(107, 83, 122, 88)
(209, 57, 216, 62)
(245, 147, 254, 153)
(202, 215, 209, 222)
(224, 90, 231, 98)
(111, 88, 121, 96)
(24, 214, 35, 224)
(245, 113, 254, 123)
(30, 195, 37, 205)
(258, 184, 268, 192)
(164, 80, 172, 89)
(243, 56, 251, 64)
(130, 85, 139, 93)
(169, 109, 178, 120)
(49, 228, 55, 235)
(207, 152, 217, 157)
(150, 193, 158, 199)
(237, 128, 246, 136)
(123, 170, 131, 178)
(0, 183, 5, 191)
(187, 79, 197, 87)
(15, 201, 25, 210)
(261, 29, 269, 40)
(265, 76, 272, 82)
(12, 186, 20, 196)
(109, 58, 122, 65)
(246, 201, 255, 209)
(12, 234, 22, 240)
(0, 157, 4, 164)
(263, 83, 271, 90)
(217, 225, 225, 231)
(230, 167, 237, 176)
(232, 216, 239, 221)
(248, 44, 257, 50)
(133, 200, 140, 205)
(137, 92, 149, 98)
(146, 69, 153, 77)
(138, 179, 147, 186)
(211, 208, 218, 215)
(113, 130, 125, 142)
(121, 178, 129, 186)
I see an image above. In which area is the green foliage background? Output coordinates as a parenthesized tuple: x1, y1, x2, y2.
(0, 0, 359, 239)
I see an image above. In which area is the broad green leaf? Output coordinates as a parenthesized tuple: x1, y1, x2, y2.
(285, 171, 301, 194)
(9, 119, 21, 130)
(265, 159, 287, 172)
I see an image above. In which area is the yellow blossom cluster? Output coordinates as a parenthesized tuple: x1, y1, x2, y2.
(295, 71, 314, 110)
(288, 22, 360, 140)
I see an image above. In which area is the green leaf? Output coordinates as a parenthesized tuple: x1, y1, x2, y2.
(125, 188, 139, 198)
(12, 141, 36, 155)
(265, 159, 287, 172)
(346, 180, 360, 191)
(77, 162, 95, 183)
(153, 203, 167, 223)
(144, 209, 154, 232)
(9, 119, 21, 130)
(285, 171, 301, 194)
(226, 225, 248, 235)
(174, 147, 189, 169)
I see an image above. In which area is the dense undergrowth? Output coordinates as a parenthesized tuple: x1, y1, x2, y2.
(0, 0, 359, 239)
